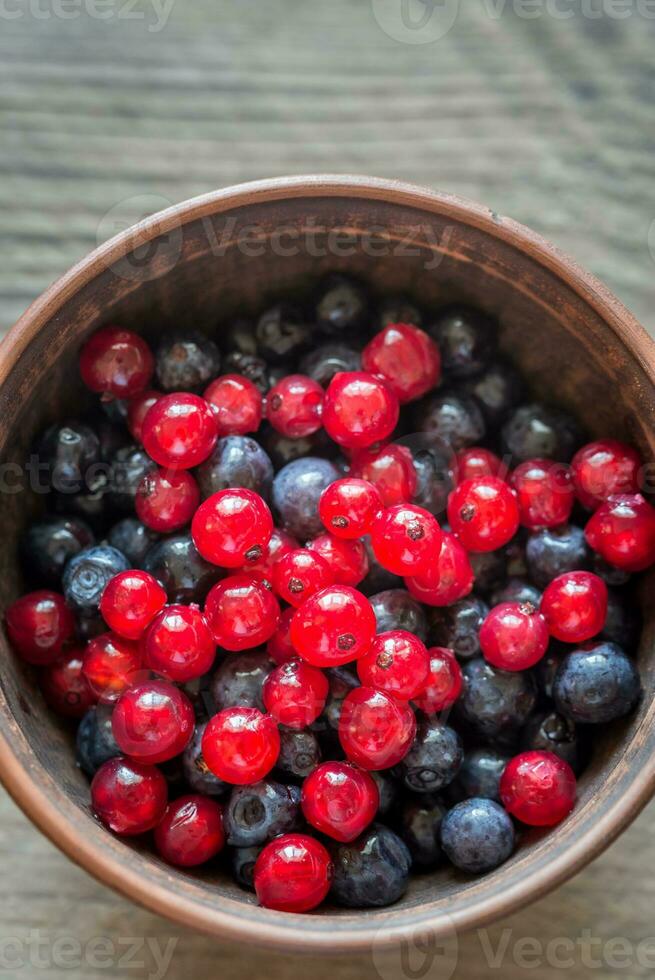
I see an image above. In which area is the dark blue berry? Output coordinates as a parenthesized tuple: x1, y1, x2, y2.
(21, 515, 94, 586)
(525, 524, 590, 589)
(223, 351, 270, 394)
(378, 294, 423, 330)
(448, 747, 509, 804)
(155, 332, 221, 392)
(315, 275, 369, 336)
(107, 517, 159, 566)
(502, 403, 583, 463)
(535, 644, 566, 700)
(457, 658, 537, 741)
(75, 706, 120, 777)
(469, 550, 508, 596)
(195, 436, 274, 501)
(299, 343, 361, 387)
(263, 427, 337, 470)
(406, 436, 454, 516)
(427, 596, 489, 660)
(276, 727, 321, 781)
(520, 711, 584, 774)
(428, 306, 495, 379)
(440, 798, 514, 873)
(231, 846, 262, 891)
(461, 360, 524, 427)
(182, 722, 229, 797)
(320, 666, 359, 735)
(107, 444, 156, 513)
(369, 589, 427, 641)
(371, 770, 399, 817)
(142, 533, 223, 604)
(63, 544, 128, 617)
(400, 797, 445, 869)
(397, 718, 463, 794)
(593, 555, 632, 588)
(272, 456, 341, 540)
(256, 304, 311, 362)
(413, 390, 485, 452)
(553, 642, 642, 724)
(492, 578, 542, 609)
(221, 317, 258, 357)
(329, 825, 412, 908)
(209, 650, 272, 712)
(34, 420, 101, 493)
(601, 588, 641, 652)
(224, 780, 300, 847)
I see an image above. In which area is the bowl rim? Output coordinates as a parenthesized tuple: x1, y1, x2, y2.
(1, 174, 655, 953)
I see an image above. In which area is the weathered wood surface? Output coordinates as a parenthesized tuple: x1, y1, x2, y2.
(1, 2, 655, 978)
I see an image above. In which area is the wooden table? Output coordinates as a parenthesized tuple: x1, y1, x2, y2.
(1, 3, 655, 977)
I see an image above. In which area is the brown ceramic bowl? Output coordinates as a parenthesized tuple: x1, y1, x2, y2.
(1, 176, 654, 954)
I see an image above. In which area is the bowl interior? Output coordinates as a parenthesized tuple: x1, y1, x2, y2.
(1, 183, 654, 950)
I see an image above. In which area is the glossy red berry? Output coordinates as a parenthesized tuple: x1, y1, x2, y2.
(141, 392, 217, 469)
(370, 503, 442, 576)
(290, 585, 376, 667)
(272, 548, 333, 607)
(99, 570, 167, 640)
(135, 467, 200, 532)
(127, 389, 162, 442)
(112, 679, 194, 764)
(91, 756, 168, 836)
(266, 607, 296, 665)
(349, 442, 417, 506)
(192, 488, 273, 568)
(80, 326, 154, 399)
(266, 374, 324, 438)
(306, 534, 369, 587)
(144, 604, 216, 682)
(585, 493, 655, 572)
(319, 477, 383, 539)
(242, 527, 299, 583)
(447, 476, 520, 552)
(500, 750, 576, 827)
(571, 439, 642, 510)
(202, 707, 280, 784)
(82, 632, 145, 703)
(302, 761, 379, 842)
(361, 323, 441, 403)
(511, 458, 574, 530)
(480, 602, 549, 671)
(405, 531, 474, 607)
(154, 795, 225, 867)
(5, 590, 75, 665)
(254, 833, 332, 912)
(40, 648, 96, 718)
(413, 647, 463, 714)
(262, 659, 329, 729)
(204, 374, 263, 436)
(205, 574, 280, 651)
(540, 571, 607, 643)
(455, 447, 503, 482)
(357, 630, 430, 701)
(339, 687, 416, 770)
(323, 371, 399, 450)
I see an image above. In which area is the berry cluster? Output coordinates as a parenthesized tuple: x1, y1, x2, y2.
(6, 278, 649, 914)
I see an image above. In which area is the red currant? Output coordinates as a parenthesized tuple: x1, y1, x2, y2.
(413, 647, 463, 713)
(361, 323, 441, 403)
(301, 761, 379, 842)
(112, 679, 194, 764)
(455, 447, 503, 482)
(204, 574, 280, 651)
(571, 439, 642, 510)
(511, 458, 574, 529)
(500, 750, 576, 826)
(144, 604, 216, 682)
(82, 632, 145, 703)
(80, 326, 154, 399)
(202, 707, 280, 784)
(585, 493, 655, 572)
(480, 601, 549, 671)
(204, 374, 263, 436)
(290, 585, 376, 667)
(319, 477, 383, 539)
(447, 476, 520, 552)
(142, 392, 217, 469)
(99, 570, 167, 640)
(127, 389, 162, 442)
(272, 548, 333, 607)
(266, 374, 324, 438)
(40, 648, 96, 718)
(135, 468, 200, 532)
(356, 630, 429, 701)
(154, 794, 225, 867)
(405, 531, 474, 607)
(349, 442, 417, 506)
(192, 488, 273, 568)
(306, 534, 369, 587)
(5, 590, 75, 665)
(91, 756, 168, 836)
(540, 571, 607, 643)
(370, 504, 442, 576)
(266, 606, 296, 665)
(254, 833, 332, 912)
(323, 371, 399, 450)
(262, 659, 329, 729)
(242, 527, 299, 583)
(339, 687, 416, 770)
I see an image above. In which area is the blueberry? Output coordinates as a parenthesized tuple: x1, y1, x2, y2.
(98, 399, 129, 427)
(427, 306, 496, 379)
(155, 332, 221, 392)
(534, 644, 566, 700)
(107, 517, 159, 566)
(63, 544, 128, 618)
(107, 444, 156, 513)
(502, 403, 583, 463)
(224, 780, 300, 847)
(593, 555, 632, 588)
(400, 797, 445, 869)
(461, 360, 524, 427)
(210, 650, 272, 712)
(231, 846, 262, 891)
(221, 317, 258, 357)
(397, 718, 463, 794)
(405, 436, 455, 516)
(427, 597, 489, 660)
(521, 710, 584, 773)
(75, 706, 120, 777)
(195, 436, 274, 501)
(440, 798, 514, 873)
(457, 658, 537, 741)
(525, 524, 591, 589)
(468, 550, 507, 596)
(320, 666, 360, 734)
(371, 770, 399, 818)
(378, 294, 423, 330)
(21, 515, 94, 586)
(142, 533, 223, 604)
(256, 304, 311, 363)
(491, 578, 542, 609)
(359, 537, 403, 596)
(94, 416, 131, 461)
(263, 427, 337, 470)
(315, 275, 369, 336)
(53, 475, 111, 533)
(299, 343, 361, 387)
(553, 642, 642, 724)
(329, 825, 412, 908)
(601, 588, 641, 652)
(276, 727, 322, 781)
(448, 747, 509, 804)
(369, 589, 428, 641)
(34, 420, 101, 493)
(182, 722, 229, 797)
(413, 390, 486, 452)
(505, 536, 529, 580)
(272, 457, 341, 540)
(223, 351, 270, 394)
